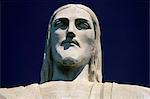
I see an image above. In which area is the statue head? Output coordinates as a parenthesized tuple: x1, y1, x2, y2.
(40, 4, 102, 83)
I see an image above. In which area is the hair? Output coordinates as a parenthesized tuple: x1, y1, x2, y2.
(40, 4, 102, 83)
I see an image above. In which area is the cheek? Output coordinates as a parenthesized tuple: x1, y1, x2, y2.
(78, 30, 95, 45)
(86, 30, 95, 39)
(51, 29, 66, 44)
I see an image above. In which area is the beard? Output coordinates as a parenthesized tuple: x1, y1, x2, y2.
(62, 57, 78, 67)
(52, 42, 94, 68)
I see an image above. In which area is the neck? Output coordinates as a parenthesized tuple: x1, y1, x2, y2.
(52, 63, 89, 82)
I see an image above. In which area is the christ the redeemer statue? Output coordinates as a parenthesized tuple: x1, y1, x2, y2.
(0, 4, 149, 99)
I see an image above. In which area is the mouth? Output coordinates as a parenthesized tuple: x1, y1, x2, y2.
(61, 39, 80, 47)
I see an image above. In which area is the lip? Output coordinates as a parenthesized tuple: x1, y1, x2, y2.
(61, 40, 80, 47)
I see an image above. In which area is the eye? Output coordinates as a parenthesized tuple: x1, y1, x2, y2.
(75, 19, 91, 30)
(54, 18, 69, 30)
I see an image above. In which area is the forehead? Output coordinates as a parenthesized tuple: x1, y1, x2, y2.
(54, 7, 92, 21)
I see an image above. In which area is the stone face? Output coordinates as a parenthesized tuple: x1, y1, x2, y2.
(0, 82, 150, 99)
(40, 4, 102, 83)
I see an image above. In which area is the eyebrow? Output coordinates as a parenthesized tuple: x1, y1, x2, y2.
(75, 18, 89, 22)
(54, 18, 68, 23)
(54, 18, 90, 22)
(75, 18, 92, 27)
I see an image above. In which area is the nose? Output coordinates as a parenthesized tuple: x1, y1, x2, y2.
(67, 22, 76, 38)
(67, 32, 75, 38)
(68, 21, 74, 32)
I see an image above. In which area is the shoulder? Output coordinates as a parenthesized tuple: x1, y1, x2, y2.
(107, 82, 150, 99)
(0, 83, 42, 99)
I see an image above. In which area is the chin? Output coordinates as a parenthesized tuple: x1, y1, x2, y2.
(62, 57, 79, 67)
(53, 46, 92, 67)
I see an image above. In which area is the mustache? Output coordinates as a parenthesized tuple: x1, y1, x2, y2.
(61, 39, 80, 47)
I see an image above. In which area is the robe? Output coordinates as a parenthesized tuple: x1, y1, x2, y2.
(0, 81, 149, 99)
